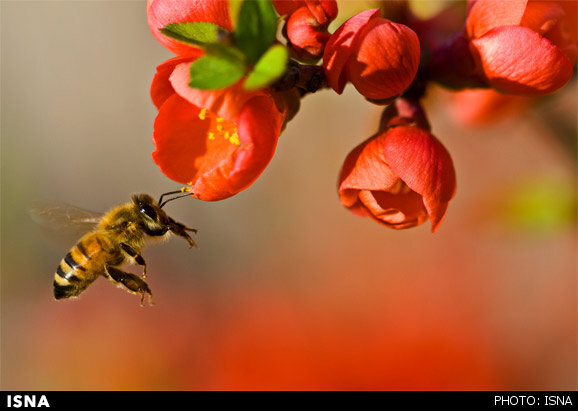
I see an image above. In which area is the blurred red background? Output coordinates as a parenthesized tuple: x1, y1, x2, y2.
(1, 1, 575, 390)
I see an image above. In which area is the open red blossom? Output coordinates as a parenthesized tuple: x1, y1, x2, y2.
(323, 9, 420, 102)
(338, 100, 456, 232)
(147, 0, 232, 56)
(151, 57, 284, 201)
(466, 0, 577, 95)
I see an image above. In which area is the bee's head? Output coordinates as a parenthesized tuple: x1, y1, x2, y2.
(132, 191, 197, 245)
(131, 193, 168, 229)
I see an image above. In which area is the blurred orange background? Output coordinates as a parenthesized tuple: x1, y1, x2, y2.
(1, 1, 576, 390)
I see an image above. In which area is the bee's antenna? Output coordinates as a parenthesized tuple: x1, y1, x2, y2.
(158, 188, 193, 208)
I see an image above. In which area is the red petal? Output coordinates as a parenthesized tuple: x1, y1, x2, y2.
(228, 95, 283, 193)
(358, 190, 429, 229)
(150, 56, 193, 110)
(470, 25, 574, 95)
(147, 0, 232, 55)
(347, 20, 420, 100)
(152, 94, 209, 184)
(323, 9, 381, 94)
(466, 0, 527, 38)
(382, 126, 456, 232)
(338, 134, 400, 195)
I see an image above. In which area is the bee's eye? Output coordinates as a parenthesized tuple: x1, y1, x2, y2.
(140, 204, 157, 220)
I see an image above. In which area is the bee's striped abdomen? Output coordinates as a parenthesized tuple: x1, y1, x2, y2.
(53, 235, 103, 300)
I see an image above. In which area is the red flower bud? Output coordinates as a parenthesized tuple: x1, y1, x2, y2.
(338, 99, 456, 232)
(285, 6, 332, 62)
(466, 0, 576, 95)
(323, 9, 420, 102)
(150, 58, 285, 201)
(273, 0, 338, 24)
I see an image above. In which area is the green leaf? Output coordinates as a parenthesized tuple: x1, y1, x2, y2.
(244, 44, 288, 90)
(189, 54, 246, 90)
(160, 22, 225, 46)
(235, 0, 278, 63)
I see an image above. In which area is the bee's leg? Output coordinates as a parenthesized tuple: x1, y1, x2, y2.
(168, 217, 198, 248)
(119, 243, 147, 278)
(103, 264, 153, 306)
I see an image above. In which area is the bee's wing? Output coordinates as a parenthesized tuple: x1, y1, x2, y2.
(28, 200, 103, 234)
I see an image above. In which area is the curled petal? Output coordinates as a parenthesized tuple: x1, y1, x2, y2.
(323, 9, 381, 94)
(358, 190, 430, 229)
(470, 25, 574, 95)
(339, 136, 400, 200)
(147, 0, 232, 55)
(150, 56, 192, 109)
(228, 95, 283, 192)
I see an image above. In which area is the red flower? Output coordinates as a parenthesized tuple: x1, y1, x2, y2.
(151, 57, 284, 201)
(323, 9, 420, 102)
(147, 0, 285, 201)
(147, 0, 232, 56)
(338, 99, 456, 232)
(466, 0, 577, 95)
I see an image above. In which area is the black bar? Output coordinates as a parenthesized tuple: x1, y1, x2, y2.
(0, 391, 576, 409)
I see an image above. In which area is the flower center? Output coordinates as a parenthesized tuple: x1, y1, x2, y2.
(199, 109, 240, 146)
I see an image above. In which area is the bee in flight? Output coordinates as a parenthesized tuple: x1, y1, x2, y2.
(30, 190, 197, 306)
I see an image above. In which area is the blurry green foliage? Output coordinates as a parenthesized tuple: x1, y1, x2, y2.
(502, 178, 577, 234)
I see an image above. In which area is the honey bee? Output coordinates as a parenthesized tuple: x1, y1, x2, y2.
(30, 190, 197, 306)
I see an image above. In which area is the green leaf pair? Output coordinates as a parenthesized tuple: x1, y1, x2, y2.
(159, 0, 288, 91)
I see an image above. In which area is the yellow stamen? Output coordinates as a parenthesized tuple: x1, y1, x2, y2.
(198, 108, 241, 146)
(229, 133, 240, 145)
